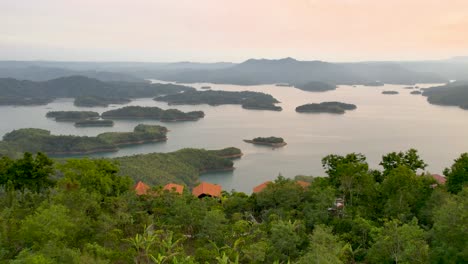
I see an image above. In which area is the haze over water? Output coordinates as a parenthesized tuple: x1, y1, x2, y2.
(1, 82, 467, 193)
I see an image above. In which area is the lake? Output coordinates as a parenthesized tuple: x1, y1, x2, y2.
(1, 82, 467, 193)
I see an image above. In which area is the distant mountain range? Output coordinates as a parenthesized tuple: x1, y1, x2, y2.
(1, 57, 467, 85)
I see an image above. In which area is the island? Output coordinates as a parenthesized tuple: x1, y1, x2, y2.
(46, 111, 100, 121)
(404, 86, 414, 89)
(0, 76, 195, 106)
(295, 102, 357, 114)
(382, 91, 399, 95)
(101, 106, 205, 122)
(201, 86, 211, 90)
(74, 119, 114, 127)
(0, 124, 168, 156)
(154, 90, 282, 111)
(275, 83, 293, 87)
(74, 96, 131, 107)
(423, 81, 468, 110)
(410, 91, 422, 95)
(293, 81, 336, 92)
(244, 137, 287, 148)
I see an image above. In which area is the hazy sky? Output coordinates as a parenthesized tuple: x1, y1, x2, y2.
(1, 0, 467, 62)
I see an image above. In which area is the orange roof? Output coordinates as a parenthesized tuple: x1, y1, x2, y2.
(192, 182, 222, 198)
(253, 181, 272, 193)
(431, 174, 447, 184)
(296, 181, 311, 188)
(134, 181, 150, 195)
(164, 183, 184, 194)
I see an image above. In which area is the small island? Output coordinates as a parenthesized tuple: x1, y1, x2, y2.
(296, 102, 357, 114)
(74, 119, 114, 127)
(363, 81, 384, 87)
(404, 86, 414, 89)
(102, 106, 205, 122)
(74, 96, 131, 107)
(201, 86, 211, 90)
(46, 111, 100, 121)
(155, 90, 282, 111)
(244, 136, 287, 148)
(0, 124, 168, 156)
(275, 83, 293, 87)
(382, 91, 399, 95)
(410, 90, 422, 95)
(293, 81, 336, 92)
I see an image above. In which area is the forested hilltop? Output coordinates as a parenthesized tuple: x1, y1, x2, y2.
(423, 81, 468, 109)
(0, 149, 466, 263)
(0, 76, 194, 106)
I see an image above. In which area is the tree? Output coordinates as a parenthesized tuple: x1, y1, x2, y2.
(296, 225, 345, 264)
(322, 153, 367, 188)
(430, 187, 468, 263)
(267, 220, 306, 262)
(444, 153, 468, 194)
(380, 149, 427, 175)
(0, 152, 54, 192)
(367, 219, 429, 264)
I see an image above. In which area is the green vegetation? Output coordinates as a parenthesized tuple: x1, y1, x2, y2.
(74, 119, 114, 127)
(155, 90, 282, 111)
(102, 106, 205, 121)
(0, 149, 466, 263)
(0, 125, 168, 156)
(46, 111, 100, 121)
(115, 147, 238, 187)
(244, 136, 286, 147)
(0, 76, 194, 106)
(293, 81, 336, 92)
(74, 96, 131, 107)
(423, 81, 468, 109)
(296, 102, 357, 114)
(382, 90, 399, 95)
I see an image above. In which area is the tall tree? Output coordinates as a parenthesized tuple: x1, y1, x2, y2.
(444, 153, 468, 194)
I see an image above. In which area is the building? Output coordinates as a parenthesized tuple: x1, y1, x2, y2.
(252, 181, 272, 193)
(192, 182, 222, 198)
(164, 183, 184, 194)
(431, 174, 447, 185)
(134, 181, 150, 195)
(296, 181, 311, 188)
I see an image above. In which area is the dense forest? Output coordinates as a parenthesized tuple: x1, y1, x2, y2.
(296, 102, 357, 114)
(101, 106, 205, 122)
(0, 76, 194, 106)
(423, 81, 468, 109)
(155, 90, 282, 111)
(0, 125, 168, 157)
(0, 148, 466, 263)
(74, 96, 131, 107)
(293, 81, 336, 92)
(46, 111, 100, 122)
(244, 137, 286, 147)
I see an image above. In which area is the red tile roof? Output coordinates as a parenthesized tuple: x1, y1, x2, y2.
(431, 174, 447, 184)
(164, 183, 184, 194)
(253, 181, 272, 193)
(134, 181, 150, 195)
(192, 182, 222, 198)
(296, 181, 311, 188)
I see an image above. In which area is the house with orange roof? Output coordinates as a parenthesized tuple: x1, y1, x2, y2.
(296, 181, 311, 188)
(252, 181, 272, 193)
(134, 181, 150, 195)
(192, 182, 222, 198)
(431, 174, 446, 185)
(164, 183, 184, 194)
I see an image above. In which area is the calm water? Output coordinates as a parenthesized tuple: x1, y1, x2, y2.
(1, 82, 467, 193)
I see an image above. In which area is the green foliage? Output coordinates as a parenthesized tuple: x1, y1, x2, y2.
(444, 153, 468, 194)
(0, 152, 55, 192)
(380, 148, 427, 175)
(296, 102, 357, 114)
(45, 111, 99, 121)
(251, 137, 284, 144)
(102, 106, 204, 121)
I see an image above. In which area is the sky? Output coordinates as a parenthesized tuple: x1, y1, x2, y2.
(1, 0, 468, 62)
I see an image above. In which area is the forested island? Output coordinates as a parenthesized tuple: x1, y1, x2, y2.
(423, 81, 468, 109)
(0, 76, 194, 106)
(244, 136, 287, 147)
(382, 91, 399, 95)
(74, 96, 131, 107)
(0, 149, 466, 263)
(155, 90, 282, 111)
(74, 119, 114, 127)
(411, 90, 422, 95)
(46, 111, 100, 121)
(0, 124, 168, 156)
(102, 106, 205, 121)
(296, 102, 357, 114)
(293, 81, 337, 92)
(363, 81, 385, 86)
